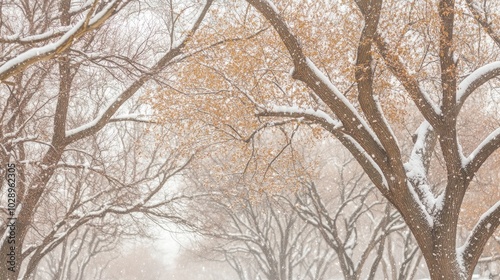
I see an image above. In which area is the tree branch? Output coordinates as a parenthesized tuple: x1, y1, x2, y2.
(465, 0, 500, 48)
(354, 0, 405, 184)
(456, 61, 500, 111)
(459, 201, 500, 276)
(373, 34, 441, 126)
(0, 0, 125, 82)
(464, 127, 500, 177)
(246, 0, 391, 189)
(64, 0, 214, 144)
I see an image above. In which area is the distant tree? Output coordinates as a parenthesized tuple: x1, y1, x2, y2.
(179, 187, 334, 280)
(290, 156, 420, 280)
(166, 134, 423, 279)
(34, 225, 120, 280)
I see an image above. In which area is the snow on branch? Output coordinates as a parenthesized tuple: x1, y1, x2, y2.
(0, 0, 122, 82)
(458, 201, 500, 271)
(267, 105, 342, 128)
(65, 0, 215, 143)
(305, 59, 382, 148)
(108, 113, 154, 124)
(404, 121, 440, 217)
(0, 26, 72, 44)
(247, 0, 389, 175)
(65, 89, 131, 139)
(456, 61, 500, 109)
(464, 127, 500, 174)
(343, 135, 388, 190)
(466, 0, 500, 48)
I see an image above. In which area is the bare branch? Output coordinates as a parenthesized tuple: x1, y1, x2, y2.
(65, 0, 214, 143)
(354, 0, 405, 183)
(373, 35, 441, 126)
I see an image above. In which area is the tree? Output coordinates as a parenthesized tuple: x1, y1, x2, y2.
(145, 0, 500, 277)
(178, 183, 335, 280)
(290, 156, 421, 280)
(163, 129, 425, 279)
(161, 125, 332, 280)
(34, 225, 121, 280)
(233, 0, 500, 279)
(0, 0, 216, 278)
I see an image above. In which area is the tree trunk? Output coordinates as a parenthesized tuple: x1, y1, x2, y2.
(417, 233, 470, 280)
(427, 259, 467, 280)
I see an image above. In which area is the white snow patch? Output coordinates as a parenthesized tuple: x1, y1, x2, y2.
(457, 61, 500, 103)
(404, 121, 439, 221)
(264, 0, 280, 14)
(271, 105, 342, 128)
(417, 85, 442, 115)
(406, 181, 434, 227)
(69, 0, 94, 14)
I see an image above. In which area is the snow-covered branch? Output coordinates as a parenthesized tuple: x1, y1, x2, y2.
(456, 61, 500, 110)
(304, 59, 383, 147)
(404, 121, 440, 216)
(261, 105, 342, 129)
(246, 0, 388, 176)
(65, 0, 214, 143)
(459, 201, 500, 273)
(257, 105, 388, 192)
(465, 127, 500, 176)
(0, 0, 124, 82)
(0, 26, 72, 44)
(108, 114, 155, 124)
(466, 0, 500, 48)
